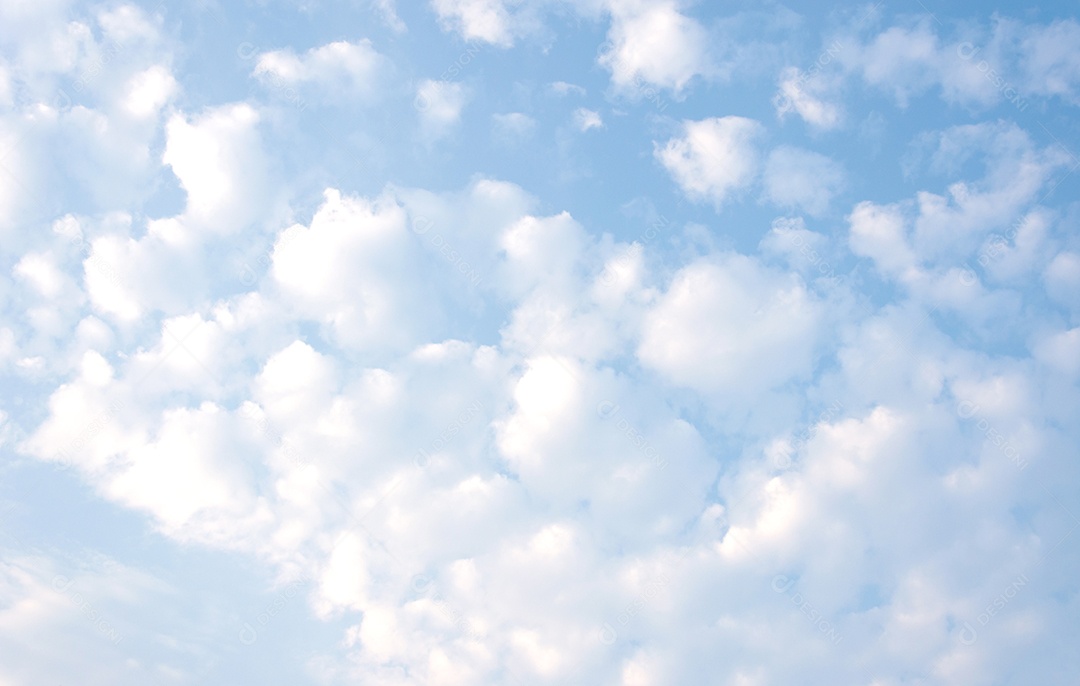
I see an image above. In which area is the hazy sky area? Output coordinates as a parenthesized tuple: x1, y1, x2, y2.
(1, 0, 1079, 683)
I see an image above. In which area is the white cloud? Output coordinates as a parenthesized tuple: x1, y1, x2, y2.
(271, 188, 437, 351)
(492, 112, 536, 140)
(759, 216, 834, 277)
(0, 61, 12, 108)
(253, 40, 387, 99)
(12, 165, 1080, 686)
(852, 24, 942, 107)
(1033, 326, 1080, 376)
(848, 200, 919, 279)
(655, 116, 763, 208)
(105, 402, 265, 531)
(497, 211, 587, 299)
(779, 17, 1080, 120)
(68, 92, 283, 322)
(1019, 19, 1080, 102)
(762, 146, 845, 216)
(162, 103, 278, 234)
(549, 80, 586, 97)
(415, 79, 469, 136)
(95, 4, 162, 48)
(572, 107, 603, 131)
(599, 1, 710, 93)
(0, 551, 176, 684)
(638, 254, 825, 396)
(370, 0, 407, 32)
(1044, 251, 1080, 309)
(0, 4, 180, 242)
(53, 105, 160, 211)
(847, 121, 1070, 293)
(431, 0, 516, 47)
(82, 223, 158, 322)
(14, 251, 74, 300)
(0, 122, 30, 239)
(6, 5, 1080, 685)
(121, 64, 177, 118)
(774, 66, 843, 129)
(0, 2, 92, 76)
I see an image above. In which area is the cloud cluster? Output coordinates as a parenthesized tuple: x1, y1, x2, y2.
(774, 17, 1080, 129)
(1, 2, 1079, 685)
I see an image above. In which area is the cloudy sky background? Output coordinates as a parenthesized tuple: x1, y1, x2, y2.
(1, 0, 1079, 683)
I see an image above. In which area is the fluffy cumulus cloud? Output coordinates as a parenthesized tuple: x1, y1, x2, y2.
(638, 254, 826, 396)
(269, 188, 439, 351)
(121, 64, 178, 118)
(162, 104, 277, 233)
(2, 1, 1080, 685)
(847, 120, 1072, 297)
(427, 0, 718, 94)
(0, 3, 179, 243)
(655, 116, 764, 208)
(598, 0, 712, 93)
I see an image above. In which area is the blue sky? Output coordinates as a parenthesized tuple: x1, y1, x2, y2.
(1, 0, 1080, 684)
